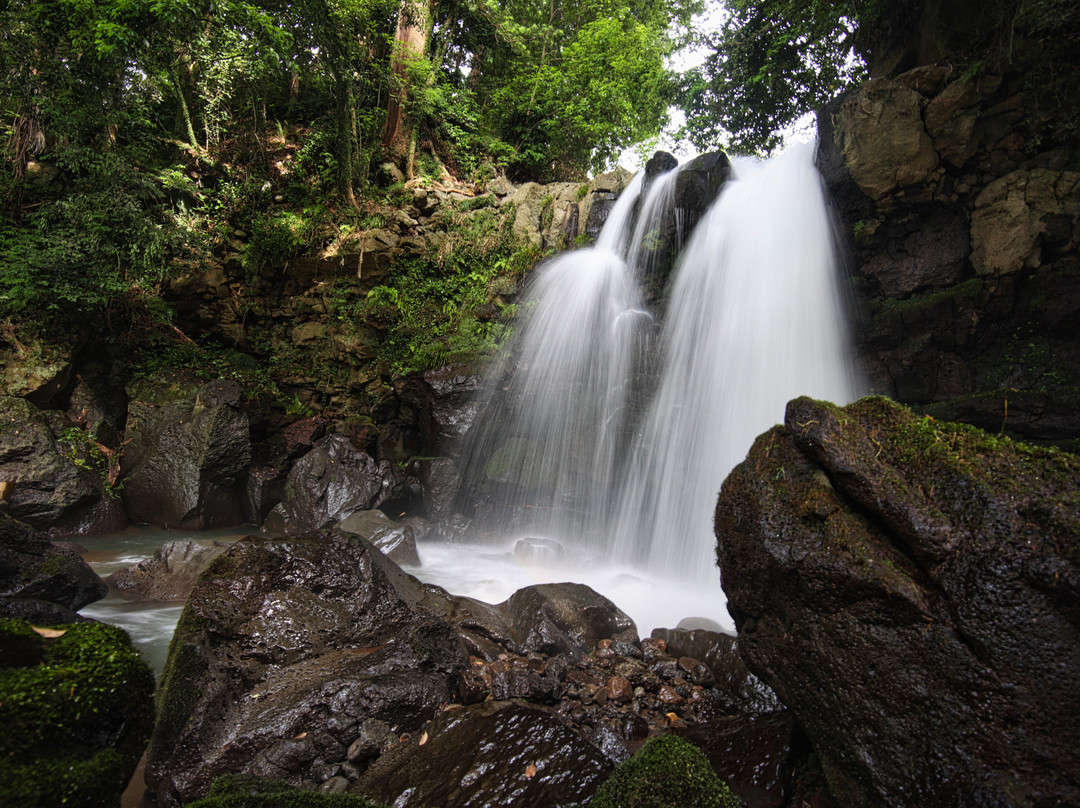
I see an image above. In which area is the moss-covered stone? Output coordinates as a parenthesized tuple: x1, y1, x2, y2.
(185, 775, 385, 808)
(589, 734, 742, 808)
(0, 617, 155, 808)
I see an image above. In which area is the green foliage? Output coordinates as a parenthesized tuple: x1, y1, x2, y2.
(0, 618, 155, 808)
(132, 338, 280, 401)
(0, 148, 169, 319)
(590, 734, 742, 808)
(354, 210, 535, 375)
(680, 0, 867, 154)
(57, 426, 124, 499)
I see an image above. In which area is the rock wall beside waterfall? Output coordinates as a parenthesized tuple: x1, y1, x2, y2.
(819, 63, 1080, 449)
(715, 396, 1080, 807)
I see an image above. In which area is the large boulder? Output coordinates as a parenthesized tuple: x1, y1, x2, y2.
(0, 396, 121, 533)
(0, 511, 107, 613)
(335, 510, 420, 566)
(0, 617, 155, 808)
(261, 434, 405, 534)
(106, 539, 231, 601)
(715, 396, 1080, 807)
(146, 531, 469, 807)
(122, 374, 251, 529)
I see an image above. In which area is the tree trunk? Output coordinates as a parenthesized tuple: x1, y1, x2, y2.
(381, 0, 433, 168)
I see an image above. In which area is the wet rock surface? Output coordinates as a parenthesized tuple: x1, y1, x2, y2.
(715, 396, 1080, 807)
(147, 526, 791, 807)
(121, 373, 251, 529)
(146, 530, 467, 807)
(355, 700, 614, 807)
(261, 434, 407, 534)
(106, 539, 231, 601)
(0, 511, 106, 613)
(0, 395, 121, 534)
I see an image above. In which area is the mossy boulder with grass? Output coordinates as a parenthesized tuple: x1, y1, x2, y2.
(715, 395, 1080, 807)
(589, 734, 742, 808)
(0, 617, 155, 808)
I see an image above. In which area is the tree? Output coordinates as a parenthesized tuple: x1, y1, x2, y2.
(679, 0, 867, 155)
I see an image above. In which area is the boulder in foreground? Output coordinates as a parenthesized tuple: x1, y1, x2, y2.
(715, 396, 1080, 807)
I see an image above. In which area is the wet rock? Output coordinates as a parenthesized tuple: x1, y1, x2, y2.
(513, 536, 566, 566)
(395, 365, 482, 457)
(503, 582, 638, 657)
(0, 396, 116, 533)
(146, 532, 468, 807)
(335, 510, 420, 566)
(0, 512, 106, 611)
(715, 396, 1080, 807)
(679, 711, 798, 808)
(354, 700, 614, 807)
(106, 539, 231, 601)
(262, 435, 401, 534)
(122, 374, 250, 529)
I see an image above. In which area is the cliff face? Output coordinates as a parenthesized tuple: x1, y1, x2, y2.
(820, 57, 1080, 449)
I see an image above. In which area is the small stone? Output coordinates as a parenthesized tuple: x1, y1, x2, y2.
(658, 685, 685, 706)
(320, 776, 350, 793)
(605, 675, 634, 703)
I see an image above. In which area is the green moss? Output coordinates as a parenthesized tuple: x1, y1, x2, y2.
(185, 774, 386, 807)
(0, 618, 154, 808)
(589, 734, 742, 808)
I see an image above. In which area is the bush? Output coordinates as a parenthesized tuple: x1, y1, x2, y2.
(590, 734, 742, 808)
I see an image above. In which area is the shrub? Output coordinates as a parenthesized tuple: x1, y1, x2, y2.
(589, 734, 742, 808)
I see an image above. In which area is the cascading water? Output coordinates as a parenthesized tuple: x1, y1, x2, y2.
(612, 143, 862, 580)
(458, 172, 659, 540)
(447, 142, 861, 631)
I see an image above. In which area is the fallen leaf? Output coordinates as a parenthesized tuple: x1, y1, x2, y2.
(294, 732, 308, 740)
(524, 763, 537, 779)
(418, 731, 428, 746)
(31, 626, 67, 638)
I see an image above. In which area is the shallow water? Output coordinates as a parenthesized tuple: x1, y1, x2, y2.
(78, 525, 254, 674)
(77, 525, 733, 678)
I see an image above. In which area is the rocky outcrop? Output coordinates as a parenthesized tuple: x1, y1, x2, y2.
(0, 396, 123, 534)
(260, 434, 408, 534)
(146, 531, 468, 807)
(820, 63, 1080, 448)
(122, 373, 251, 529)
(147, 527, 790, 806)
(0, 511, 107, 616)
(106, 539, 231, 601)
(715, 396, 1080, 807)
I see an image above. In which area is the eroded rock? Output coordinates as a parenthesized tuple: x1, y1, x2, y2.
(715, 396, 1080, 807)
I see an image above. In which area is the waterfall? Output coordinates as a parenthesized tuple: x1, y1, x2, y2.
(458, 142, 860, 587)
(458, 171, 656, 540)
(612, 144, 862, 579)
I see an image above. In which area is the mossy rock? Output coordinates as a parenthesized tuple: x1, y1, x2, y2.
(0, 617, 155, 808)
(590, 734, 742, 808)
(186, 775, 385, 808)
